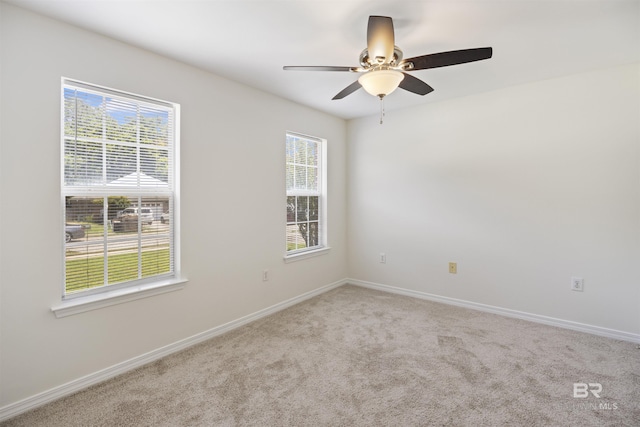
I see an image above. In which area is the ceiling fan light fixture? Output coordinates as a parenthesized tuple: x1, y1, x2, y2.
(358, 69, 404, 98)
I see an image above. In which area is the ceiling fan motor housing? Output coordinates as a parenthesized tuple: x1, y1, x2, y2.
(359, 47, 404, 68)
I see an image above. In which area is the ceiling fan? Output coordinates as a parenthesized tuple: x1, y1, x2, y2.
(284, 15, 492, 105)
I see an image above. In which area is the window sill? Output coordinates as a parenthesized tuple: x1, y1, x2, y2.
(51, 277, 188, 318)
(283, 247, 331, 263)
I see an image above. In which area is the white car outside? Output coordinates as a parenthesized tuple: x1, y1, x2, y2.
(118, 207, 154, 225)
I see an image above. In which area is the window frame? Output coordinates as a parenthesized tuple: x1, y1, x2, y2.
(58, 78, 183, 311)
(284, 132, 328, 260)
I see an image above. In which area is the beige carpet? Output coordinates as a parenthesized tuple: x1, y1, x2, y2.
(3, 285, 639, 426)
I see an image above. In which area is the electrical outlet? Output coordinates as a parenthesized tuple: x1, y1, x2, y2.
(449, 262, 457, 274)
(571, 277, 583, 292)
(263, 269, 269, 282)
(380, 253, 386, 264)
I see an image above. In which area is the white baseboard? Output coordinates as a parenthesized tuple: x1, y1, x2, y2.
(3, 277, 636, 422)
(0, 278, 347, 422)
(348, 279, 640, 344)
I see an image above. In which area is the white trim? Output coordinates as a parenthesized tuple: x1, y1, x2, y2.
(1, 278, 347, 422)
(284, 246, 331, 263)
(51, 277, 188, 318)
(319, 137, 328, 250)
(348, 279, 640, 344)
(8, 277, 636, 423)
(285, 132, 328, 254)
(63, 77, 175, 108)
(61, 78, 180, 300)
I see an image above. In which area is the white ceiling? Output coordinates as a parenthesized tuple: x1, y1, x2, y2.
(6, 0, 639, 120)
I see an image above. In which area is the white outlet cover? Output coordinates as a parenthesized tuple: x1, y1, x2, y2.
(571, 277, 583, 292)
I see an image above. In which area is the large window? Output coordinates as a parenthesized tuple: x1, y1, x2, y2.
(285, 132, 326, 255)
(62, 79, 178, 297)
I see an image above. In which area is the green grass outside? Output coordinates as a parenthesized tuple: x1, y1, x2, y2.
(66, 248, 170, 293)
(287, 242, 307, 251)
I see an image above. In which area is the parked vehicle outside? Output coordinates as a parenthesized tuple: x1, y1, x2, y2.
(160, 211, 170, 224)
(65, 224, 86, 242)
(117, 207, 154, 225)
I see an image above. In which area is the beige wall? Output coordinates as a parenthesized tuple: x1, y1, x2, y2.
(347, 63, 640, 334)
(0, 3, 347, 407)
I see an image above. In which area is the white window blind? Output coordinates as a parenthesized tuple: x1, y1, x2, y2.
(62, 79, 178, 297)
(286, 132, 326, 253)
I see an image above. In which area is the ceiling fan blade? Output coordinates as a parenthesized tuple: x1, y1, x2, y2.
(332, 80, 362, 100)
(399, 73, 434, 96)
(402, 47, 493, 71)
(367, 16, 395, 64)
(283, 66, 354, 72)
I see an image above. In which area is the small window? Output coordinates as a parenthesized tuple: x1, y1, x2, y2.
(62, 79, 179, 298)
(285, 132, 326, 255)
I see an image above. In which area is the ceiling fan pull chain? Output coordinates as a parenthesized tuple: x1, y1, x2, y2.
(379, 96, 385, 124)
